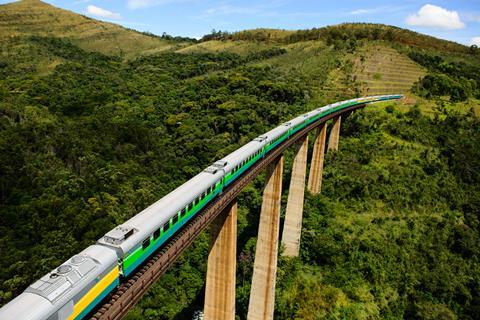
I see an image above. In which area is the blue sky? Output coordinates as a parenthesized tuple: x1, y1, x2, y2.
(1, 0, 479, 45)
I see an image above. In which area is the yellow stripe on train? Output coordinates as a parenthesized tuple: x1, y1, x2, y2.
(68, 266, 119, 320)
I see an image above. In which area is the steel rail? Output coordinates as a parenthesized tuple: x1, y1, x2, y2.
(91, 103, 366, 320)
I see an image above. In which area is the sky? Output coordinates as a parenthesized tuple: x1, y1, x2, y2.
(1, 0, 479, 45)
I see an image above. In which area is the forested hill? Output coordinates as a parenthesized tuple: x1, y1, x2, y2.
(0, 2, 480, 319)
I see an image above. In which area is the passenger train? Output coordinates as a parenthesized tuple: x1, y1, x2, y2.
(0, 94, 402, 320)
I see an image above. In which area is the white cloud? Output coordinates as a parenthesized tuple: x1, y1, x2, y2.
(406, 4, 465, 30)
(350, 5, 408, 16)
(464, 13, 480, 22)
(202, 5, 260, 17)
(471, 37, 480, 46)
(350, 9, 372, 15)
(127, 0, 192, 9)
(87, 5, 122, 19)
(198, 2, 286, 19)
(127, 0, 157, 9)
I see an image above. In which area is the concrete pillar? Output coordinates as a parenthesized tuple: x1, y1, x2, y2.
(204, 201, 237, 320)
(281, 136, 308, 257)
(247, 155, 284, 320)
(328, 115, 341, 152)
(307, 124, 327, 194)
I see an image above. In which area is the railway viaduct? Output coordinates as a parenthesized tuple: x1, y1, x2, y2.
(91, 103, 368, 320)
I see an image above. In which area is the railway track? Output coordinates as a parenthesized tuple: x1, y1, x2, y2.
(91, 104, 366, 320)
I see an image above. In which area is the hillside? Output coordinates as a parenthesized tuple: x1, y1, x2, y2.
(201, 23, 471, 54)
(0, 4, 479, 320)
(0, 0, 184, 58)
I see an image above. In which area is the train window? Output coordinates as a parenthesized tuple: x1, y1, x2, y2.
(172, 215, 178, 225)
(163, 222, 170, 232)
(153, 228, 160, 240)
(181, 208, 186, 217)
(142, 237, 150, 250)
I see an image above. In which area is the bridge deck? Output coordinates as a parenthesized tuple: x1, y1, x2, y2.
(91, 103, 366, 320)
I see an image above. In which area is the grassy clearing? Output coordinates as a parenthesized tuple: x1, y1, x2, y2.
(177, 40, 276, 55)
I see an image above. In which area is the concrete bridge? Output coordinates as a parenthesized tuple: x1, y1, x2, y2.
(90, 98, 396, 320)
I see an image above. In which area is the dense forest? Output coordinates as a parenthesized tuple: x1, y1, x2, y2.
(0, 9, 480, 320)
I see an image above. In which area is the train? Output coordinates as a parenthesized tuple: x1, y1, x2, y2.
(0, 94, 402, 320)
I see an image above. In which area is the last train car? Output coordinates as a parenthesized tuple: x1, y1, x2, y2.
(0, 245, 119, 320)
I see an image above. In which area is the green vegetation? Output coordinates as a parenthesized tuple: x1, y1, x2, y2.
(409, 51, 480, 101)
(275, 105, 480, 319)
(0, 3, 479, 319)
